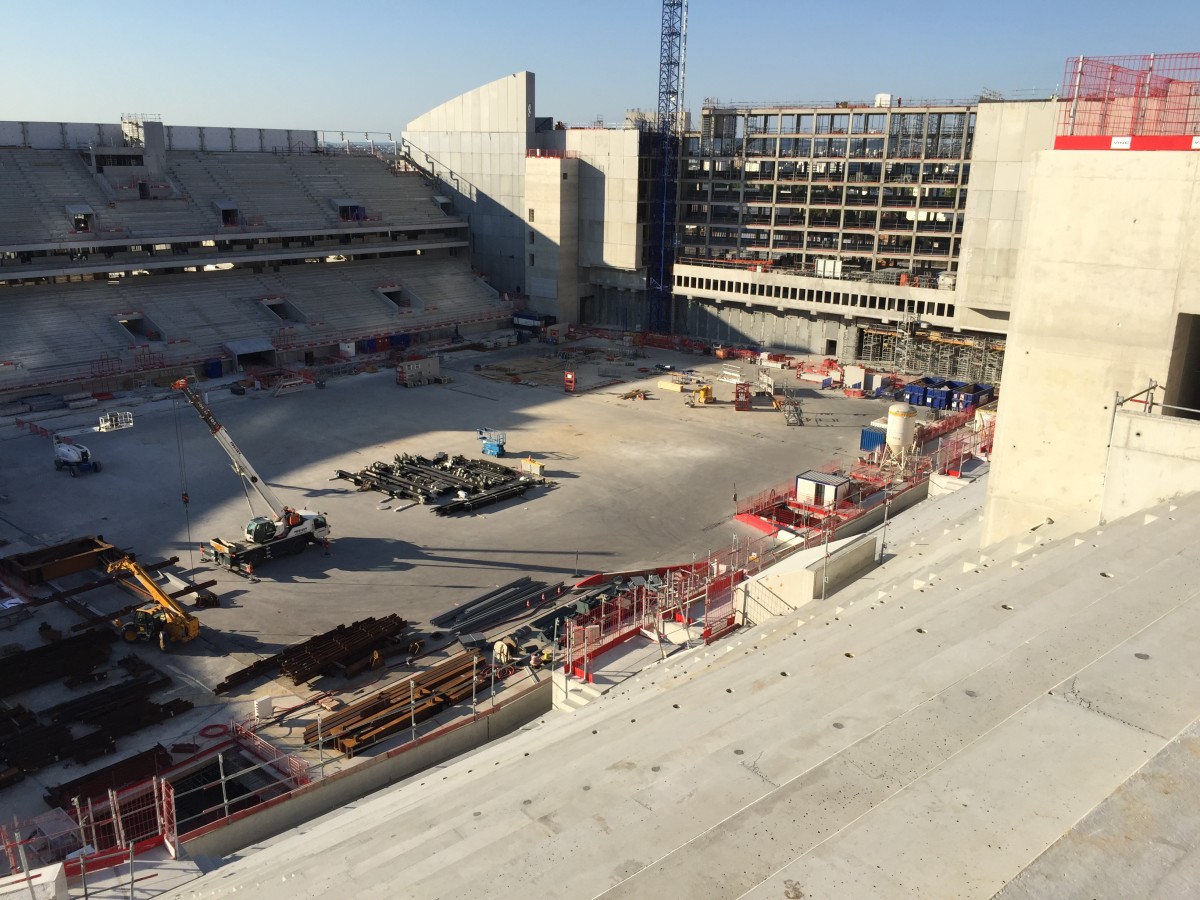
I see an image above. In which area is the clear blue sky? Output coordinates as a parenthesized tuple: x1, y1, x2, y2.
(3, 0, 1198, 133)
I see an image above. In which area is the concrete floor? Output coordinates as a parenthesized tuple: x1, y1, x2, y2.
(0, 342, 884, 827)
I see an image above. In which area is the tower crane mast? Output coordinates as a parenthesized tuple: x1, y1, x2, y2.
(649, 0, 688, 334)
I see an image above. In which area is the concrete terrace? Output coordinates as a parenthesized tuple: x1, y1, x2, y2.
(0, 257, 508, 387)
(158, 478, 1200, 899)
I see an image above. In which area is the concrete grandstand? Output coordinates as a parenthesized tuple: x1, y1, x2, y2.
(0, 115, 512, 399)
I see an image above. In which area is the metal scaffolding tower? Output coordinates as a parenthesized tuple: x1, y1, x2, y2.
(648, 0, 687, 334)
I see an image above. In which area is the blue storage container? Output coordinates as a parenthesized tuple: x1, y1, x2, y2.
(392, 333, 411, 349)
(359, 338, 377, 354)
(860, 425, 887, 453)
(203, 359, 223, 379)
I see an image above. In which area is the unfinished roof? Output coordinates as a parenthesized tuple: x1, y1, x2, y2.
(162, 480, 1200, 898)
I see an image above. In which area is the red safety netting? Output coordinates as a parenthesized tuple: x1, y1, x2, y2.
(1058, 53, 1200, 138)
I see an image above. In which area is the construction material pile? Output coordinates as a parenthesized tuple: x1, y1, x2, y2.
(431, 577, 564, 635)
(334, 452, 545, 515)
(0, 654, 192, 788)
(302, 651, 484, 757)
(214, 615, 410, 695)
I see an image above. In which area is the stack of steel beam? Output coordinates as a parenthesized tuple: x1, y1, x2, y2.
(335, 451, 545, 516)
(214, 615, 409, 694)
(0, 628, 116, 698)
(432, 579, 563, 634)
(432, 479, 532, 516)
(301, 651, 484, 756)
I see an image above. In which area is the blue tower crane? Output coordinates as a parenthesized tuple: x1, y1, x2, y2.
(648, 0, 688, 335)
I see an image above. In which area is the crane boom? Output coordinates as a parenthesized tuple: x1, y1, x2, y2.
(173, 378, 288, 519)
(172, 377, 330, 576)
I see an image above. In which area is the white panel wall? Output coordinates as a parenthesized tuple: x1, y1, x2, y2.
(0, 122, 23, 146)
(25, 122, 63, 148)
(166, 126, 202, 150)
(63, 122, 104, 148)
(231, 127, 259, 151)
(261, 129, 290, 151)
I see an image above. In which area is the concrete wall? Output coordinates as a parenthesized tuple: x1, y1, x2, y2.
(1102, 411, 1200, 523)
(982, 150, 1200, 546)
(182, 677, 552, 860)
(673, 262, 964, 332)
(525, 155, 579, 321)
(0, 862, 65, 899)
(956, 101, 1058, 315)
(563, 128, 642, 272)
(673, 299, 858, 355)
(404, 72, 536, 298)
(739, 532, 880, 622)
(0, 120, 316, 152)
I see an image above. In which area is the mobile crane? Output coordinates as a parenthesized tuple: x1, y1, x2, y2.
(108, 557, 201, 650)
(172, 378, 330, 576)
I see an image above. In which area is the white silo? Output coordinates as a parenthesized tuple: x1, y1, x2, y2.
(886, 402, 918, 457)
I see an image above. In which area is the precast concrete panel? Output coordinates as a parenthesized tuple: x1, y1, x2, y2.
(0, 122, 24, 146)
(990, 191, 1019, 221)
(63, 122, 102, 148)
(25, 122, 64, 148)
(169, 126, 203, 150)
(230, 128, 259, 151)
(260, 129, 288, 151)
(994, 160, 1023, 193)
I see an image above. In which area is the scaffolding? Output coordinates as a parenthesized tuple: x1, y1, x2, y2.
(858, 325, 1004, 383)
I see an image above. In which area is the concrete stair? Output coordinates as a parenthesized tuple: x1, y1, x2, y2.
(550, 670, 606, 711)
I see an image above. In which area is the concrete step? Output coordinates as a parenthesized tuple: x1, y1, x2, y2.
(550, 671, 605, 712)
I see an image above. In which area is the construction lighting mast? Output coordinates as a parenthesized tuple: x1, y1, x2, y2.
(648, 0, 687, 334)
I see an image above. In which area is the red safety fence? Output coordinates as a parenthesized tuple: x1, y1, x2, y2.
(1057, 53, 1200, 149)
(0, 776, 175, 879)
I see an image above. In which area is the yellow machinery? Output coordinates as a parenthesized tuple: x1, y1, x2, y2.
(686, 384, 714, 407)
(107, 557, 201, 650)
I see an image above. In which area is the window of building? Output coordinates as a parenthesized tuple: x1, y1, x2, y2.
(529, 230, 535, 245)
(529, 253, 535, 266)
(528, 208, 534, 222)
(563, 172, 568, 181)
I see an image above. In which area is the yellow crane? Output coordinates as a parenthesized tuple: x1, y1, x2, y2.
(107, 557, 202, 650)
